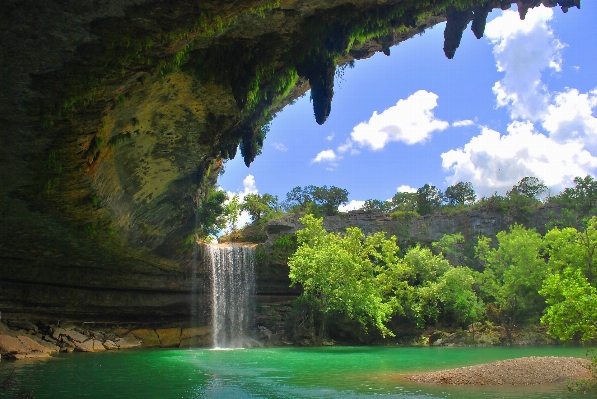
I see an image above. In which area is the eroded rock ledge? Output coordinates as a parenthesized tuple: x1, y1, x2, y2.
(0, 0, 580, 323)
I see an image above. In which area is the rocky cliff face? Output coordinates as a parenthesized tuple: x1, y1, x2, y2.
(0, 0, 579, 324)
(263, 205, 561, 247)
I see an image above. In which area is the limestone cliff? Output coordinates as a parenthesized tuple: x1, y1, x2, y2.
(0, 0, 580, 323)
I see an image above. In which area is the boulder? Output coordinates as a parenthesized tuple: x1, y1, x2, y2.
(65, 329, 88, 343)
(103, 340, 118, 350)
(17, 335, 53, 354)
(75, 340, 95, 352)
(51, 327, 68, 341)
(0, 335, 29, 356)
(114, 333, 142, 349)
(92, 340, 106, 351)
(0, 334, 53, 359)
(156, 328, 181, 348)
(131, 329, 161, 347)
(113, 328, 130, 336)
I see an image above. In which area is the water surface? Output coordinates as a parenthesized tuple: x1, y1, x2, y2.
(0, 346, 592, 398)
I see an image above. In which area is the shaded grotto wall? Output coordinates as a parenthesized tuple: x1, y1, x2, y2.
(0, 0, 580, 322)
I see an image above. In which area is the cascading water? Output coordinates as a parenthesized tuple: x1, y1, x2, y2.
(205, 243, 256, 349)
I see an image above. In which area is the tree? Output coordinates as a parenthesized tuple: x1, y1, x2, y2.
(507, 176, 547, 200)
(416, 184, 443, 215)
(540, 268, 597, 342)
(362, 199, 393, 213)
(241, 193, 278, 222)
(224, 194, 241, 232)
(545, 217, 597, 285)
(444, 182, 476, 206)
(282, 185, 348, 216)
(198, 188, 228, 238)
(558, 175, 597, 212)
(311, 185, 349, 215)
(288, 215, 401, 339)
(437, 267, 484, 333)
(390, 192, 418, 212)
(475, 225, 547, 342)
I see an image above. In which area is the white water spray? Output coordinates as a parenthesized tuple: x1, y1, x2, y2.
(205, 243, 256, 349)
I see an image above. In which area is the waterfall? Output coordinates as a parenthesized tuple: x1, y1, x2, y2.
(205, 243, 256, 349)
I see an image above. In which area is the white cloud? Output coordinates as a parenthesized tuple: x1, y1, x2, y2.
(326, 133, 335, 141)
(349, 90, 449, 150)
(397, 185, 417, 193)
(338, 200, 365, 213)
(442, 122, 597, 197)
(453, 120, 475, 128)
(337, 139, 360, 155)
(272, 142, 288, 151)
(312, 149, 339, 163)
(485, 6, 564, 121)
(442, 7, 597, 197)
(542, 88, 597, 145)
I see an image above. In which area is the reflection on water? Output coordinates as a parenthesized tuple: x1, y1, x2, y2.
(0, 346, 592, 399)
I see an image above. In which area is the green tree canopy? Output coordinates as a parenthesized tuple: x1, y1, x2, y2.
(507, 176, 547, 200)
(241, 193, 278, 222)
(558, 175, 597, 212)
(282, 185, 348, 216)
(288, 214, 400, 338)
(416, 184, 443, 215)
(198, 188, 228, 238)
(476, 224, 547, 336)
(444, 181, 476, 206)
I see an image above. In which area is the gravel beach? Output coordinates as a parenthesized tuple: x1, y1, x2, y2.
(405, 356, 592, 385)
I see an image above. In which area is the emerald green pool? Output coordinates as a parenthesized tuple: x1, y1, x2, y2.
(1, 346, 592, 398)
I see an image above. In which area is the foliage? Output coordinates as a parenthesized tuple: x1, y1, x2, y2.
(475, 225, 547, 336)
(416, 184, 443, 215)
(557, 175, 597, 212)
(507, 176, 547, 201)
(224, 194, 241, 232)
(540, 267, 597, 341)
(198, 188, 228, 238)
(288, 215, 401, 338)
(282, 185, 348, 216)
(444, 181, 476, 206)
(436, 267, 484, 328)
(241, 193, 279, 222)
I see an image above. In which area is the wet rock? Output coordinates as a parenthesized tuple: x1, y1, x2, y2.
(181, 326, 211, 339)
(103, 340, 118, 350)
(156, 328, 181, 348)
(75, 340, 95, 352)
(51, 326, 67, 341)
(92, 339, 106, 351)
(0, 334, 52, 359)
(432, 338, 443, 346)
(113, 328, 130, 337)
(0, 335, 29, 356)
(65, 329, 88, 343)
(7, 320, 38, 333)
(114, 333, 142, 349)
(131, 329, 161, 347)
(259, 325, 273, 340)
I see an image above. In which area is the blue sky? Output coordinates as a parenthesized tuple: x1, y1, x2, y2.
(219, 3, 597, 220)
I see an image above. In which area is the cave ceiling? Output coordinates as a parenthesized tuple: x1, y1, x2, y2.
(0, 0, 581, 276)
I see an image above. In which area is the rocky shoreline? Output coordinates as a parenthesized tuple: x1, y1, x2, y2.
(0, 319, 212, 360)
(405, 356, 592, 385)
